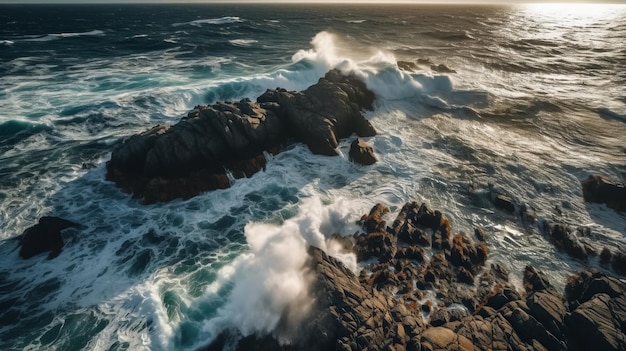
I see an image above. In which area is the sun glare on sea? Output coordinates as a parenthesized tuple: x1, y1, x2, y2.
(521, 3, 622, 26)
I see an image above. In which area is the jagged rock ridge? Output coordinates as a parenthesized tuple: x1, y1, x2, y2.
(106, 70, 376, 203)
(207, 202, 626, 351)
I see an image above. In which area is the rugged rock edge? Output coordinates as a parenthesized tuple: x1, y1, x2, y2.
(206, 202, 626, 351)
(106, 70, 376, 204)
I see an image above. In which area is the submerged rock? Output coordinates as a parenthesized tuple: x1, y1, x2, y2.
(582, 175, 626, 213)
(18, 216, 80, 259)
(430, 64, 457, 73)
(107, 70, 376, 203)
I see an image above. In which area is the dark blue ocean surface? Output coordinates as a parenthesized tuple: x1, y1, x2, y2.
(1, 4, 625, 350)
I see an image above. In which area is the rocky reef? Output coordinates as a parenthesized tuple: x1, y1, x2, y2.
(106, 70, 376, 203)
(206, 202, 626, 351)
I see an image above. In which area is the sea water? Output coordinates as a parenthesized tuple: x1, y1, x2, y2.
(1, 4, 625, 350)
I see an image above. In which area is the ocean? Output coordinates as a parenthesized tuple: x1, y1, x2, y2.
(1, 3, 625, 350)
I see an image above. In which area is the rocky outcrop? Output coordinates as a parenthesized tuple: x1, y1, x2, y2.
(349, 138, 377, 165)
(582, 175, 626, 213)
(18, 216, 80, 259)
(541, 221, 595, 262)
(257, 69, 376, 156)
(107, 70, 376, 203)
(205, 202, 626, 351)
(564, 270, 626, 351)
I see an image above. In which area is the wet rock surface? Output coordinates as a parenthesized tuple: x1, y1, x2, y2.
(204, 202, 626, 351)
(349, 137, 377, 165)
(582, 175, 626, 213)
(106, 70, 376, 203)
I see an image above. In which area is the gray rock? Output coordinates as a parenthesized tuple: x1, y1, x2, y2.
(107, 70, 376, 203)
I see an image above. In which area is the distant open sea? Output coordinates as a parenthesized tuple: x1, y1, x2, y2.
(1, 3, 625, 350)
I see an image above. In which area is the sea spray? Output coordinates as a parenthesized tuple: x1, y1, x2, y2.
(202, 197, 360, 344)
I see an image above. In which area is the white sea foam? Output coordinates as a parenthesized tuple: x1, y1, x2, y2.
(23, 30, 105, 42)
(172, 17, 243, 27)
(228, 39, 258, 47)
(200, 196, 360, 344)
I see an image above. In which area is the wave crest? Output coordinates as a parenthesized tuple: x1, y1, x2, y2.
(172, 16, 243, 27)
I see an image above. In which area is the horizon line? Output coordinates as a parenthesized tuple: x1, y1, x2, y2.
(2, 0, 626, 4)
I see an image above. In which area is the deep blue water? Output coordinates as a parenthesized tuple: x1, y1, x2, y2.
(1, 4, 625, 350)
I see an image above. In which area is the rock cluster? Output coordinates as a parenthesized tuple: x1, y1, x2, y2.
(106, 70, 376, 203)
(205, 202, 626, 351)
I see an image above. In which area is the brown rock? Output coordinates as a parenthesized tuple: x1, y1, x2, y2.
(397, 60, 419, 71)
(420, 327, 473, 351)
(349, 138, 377, 165)
(565, 293, 626, 351)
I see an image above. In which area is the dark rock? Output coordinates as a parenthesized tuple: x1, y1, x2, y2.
(476, 305, 497, 318)
(582, 175, 626, 213)
(258, 69, 376, 156)
(457, 267, 475, 285)
(358, 203, 390, 234)
(523, 266, 556, 294)
(349, 138, 377, 165)
(397, 222, 431, 247)
(395, 246, 425, 262)
(474, 227, 486, 242)
(429, 308, 447, 326)
(430, 64, 457, 74)
(354, 231, 396, 263)
(18, 217, 80, 259)
(564, 270, 626, 308)
(600, 248, 613, 266)
(613, 252, 626, 276)
(565, 293, 626, 351)
(417, 58, 433, 65)
(526, 291, 567, 340)
(490, 263, 510, 282)
(107, 70, 376, 203)
(206, 202, 626, 351)
(449, 234, 473, 270)
(484, 285, 522, 311)
(503, 306, 564, 351)
(493, 194, 516, 213)
(541, 221, 590, 262)
(397, 61, 419, 71)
